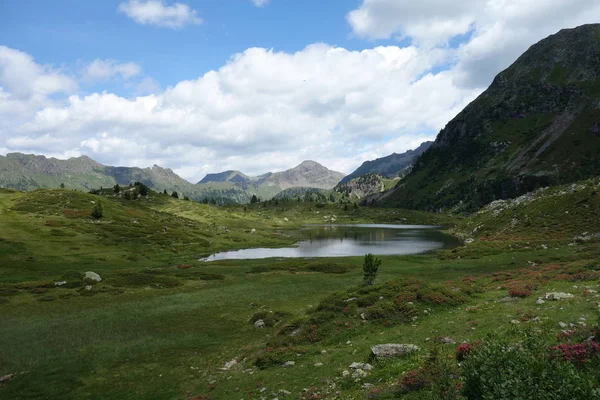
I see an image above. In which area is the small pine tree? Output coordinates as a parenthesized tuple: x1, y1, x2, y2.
(362, 253, 381, 286)
(138, 183, 148, 197)
(163, 189, 167, 195)
(250, 194, 258, 204)
(202, 197, 209, 204)
(91, 202, 103, 219)
(183, 195, 190, 201)
(171, 191, 179, 199)
(113, 184, 120, 194)
(60, 183, 65, 188)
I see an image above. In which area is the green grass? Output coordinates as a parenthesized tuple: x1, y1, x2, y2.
(1, 186, 599, 399)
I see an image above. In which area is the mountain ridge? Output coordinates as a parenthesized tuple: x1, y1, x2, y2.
(366, 24, 600, 211)
(0, 153, 346, 203)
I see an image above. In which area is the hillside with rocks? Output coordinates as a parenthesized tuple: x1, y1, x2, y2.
(367, 24, 600, 212)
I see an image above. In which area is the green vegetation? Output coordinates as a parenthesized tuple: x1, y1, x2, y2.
(1, 175, 599, 399)
(363, 253, 381, 285)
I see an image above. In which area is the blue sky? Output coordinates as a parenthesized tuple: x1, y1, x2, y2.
(1, 0, 599, 181)
(2, 1, 392, 94)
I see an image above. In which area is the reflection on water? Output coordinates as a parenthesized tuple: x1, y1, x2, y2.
(201, 224, 459, 262)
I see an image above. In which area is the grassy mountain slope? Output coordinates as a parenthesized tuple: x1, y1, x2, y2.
(338, 141, 432, 185)
(372, 25, 600, 211)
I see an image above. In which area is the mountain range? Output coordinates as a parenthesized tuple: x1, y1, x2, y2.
(366, 24, 600, 211)
(0, 154, 346, 203)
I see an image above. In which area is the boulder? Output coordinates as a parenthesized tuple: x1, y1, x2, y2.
(371, 344, 419, 359)
(283, 361, 295, 367)
(83, 271, 102, 282)
(219, 359, 238, 371)
(254, 319, 265, 328)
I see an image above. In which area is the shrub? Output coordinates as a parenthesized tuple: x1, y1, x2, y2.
(398, 368, 430, 393)
(307, 263, 350, 274)
(508, 287, 532, 298)
(363, 253, 381, 285)
(462, 333, 599, 400)
(91, 202, 103, 219)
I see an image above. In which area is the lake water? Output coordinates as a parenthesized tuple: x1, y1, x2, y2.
(201, 224, 459, 262)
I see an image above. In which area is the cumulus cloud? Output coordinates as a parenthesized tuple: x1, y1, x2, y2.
(1, 44, 479, 180)
(0, 46, 76, 100)
(82, 59, 142, 82)
(348, 0, 600, 87)
(118, 0, 203, 28)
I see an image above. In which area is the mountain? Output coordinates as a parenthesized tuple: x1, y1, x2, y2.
(338, 141, 433, 185)
(259, 160, 344, 190)
(367, 24, 600, 212)
(0, 154, 343, 203)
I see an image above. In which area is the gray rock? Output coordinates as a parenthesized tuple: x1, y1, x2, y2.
(314, 362, 323, 367)
(84, 285, 92, 291)
(219, 359, 238, 371)
(83, 271, 102, 282)
(0, 374, 14, 384)
(544, 292, 574, 301)
(439, 336, 456, 344)
(254, 319, 265, 328)
(536, 298, 545, 305)
(55, 281, 67, 286)
(559, 322, 568, 328)
(282, 361, 295, 367)
(371, 343, 419, 359)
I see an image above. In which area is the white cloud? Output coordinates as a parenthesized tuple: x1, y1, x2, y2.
(1, 43, 480, 180)
(0, 46, 76, 100)
(118, 0, 203, 29)
(82, 59, 142, 82)
(251, 0, 270, 7)
(348, 0, 600, 87)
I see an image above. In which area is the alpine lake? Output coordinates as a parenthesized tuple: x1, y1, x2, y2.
(201, 224, 460, 261)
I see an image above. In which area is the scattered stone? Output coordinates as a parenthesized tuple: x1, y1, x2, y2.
(279, 389, 292, 396)
(250, 228, 256, 234)
(0, 374, 14, 384)
(371, 344, 419, 359)
(55, 281, 67, 286)
(341, 370, 350, 377)
(559, 322, 568, 329)
(220, 359, 238, 371)
(352, 369, 368, 378)
(259, 387, 267, 393)
(536, 298, 545, 305)
(344, 297, 358, 302)
(464, 238, 474, 244)
(360, 313, 366, 320)
(254, 319, 265, 329)
(83, 271, 102, 282)
(283, 218, 289, 222)
(321, 350, 327, 354)
(85, 285, 92, 291)
(314, 362, 323, 367)
(283, 361, 295, 367)
(439, 336, 456, 344)
(510, 320, 521, 325)
(544, 292, 574, 301)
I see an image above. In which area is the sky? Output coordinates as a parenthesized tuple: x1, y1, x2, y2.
(1, 0, 600, 182)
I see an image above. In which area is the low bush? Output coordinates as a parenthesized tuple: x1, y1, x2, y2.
(462, 333, 600, 400)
